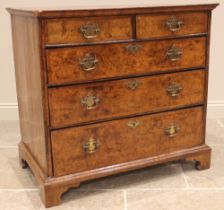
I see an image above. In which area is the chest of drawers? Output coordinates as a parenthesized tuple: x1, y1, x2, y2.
(8, 4, 218, 207)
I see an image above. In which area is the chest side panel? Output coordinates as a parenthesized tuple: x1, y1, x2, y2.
(11, 15, 48, 175)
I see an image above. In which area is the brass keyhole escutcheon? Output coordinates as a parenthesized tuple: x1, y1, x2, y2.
(127, 80, 141, 90)
(166, 45, 183, 62)
(126, 44, 142, 54)
(167, 83, 183, 97)
(164, 124, 180, 137)
(83, 137, 100, 154)
(165, 16, 183, 32)
(81, 94, 100, 110)
(127, 120, 141, 128)
(80, 24, 101, 39)
(79, 53, 99, 72)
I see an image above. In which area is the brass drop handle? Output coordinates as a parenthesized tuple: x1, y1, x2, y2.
(127, 80, 141, 90)
(165, 16, 183, 32)
(80, 24, 100, 39)
(80, 53, 99, 72)
(83, 137, 100, 154)
(81, 94, 100, 110)
(166, 45, 183, 61)
(164, 124, 180, 137)
(126, 44, 142, 54)
(167, 83, 183, 97)
(126, 120, 141, 128)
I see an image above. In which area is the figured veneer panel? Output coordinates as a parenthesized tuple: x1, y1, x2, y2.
(51, 107, 204, 176)
(136, 12, 208, 39)
(47, 37, 206, 85)
(45, 16, 132, 44)
(48, 70, 205, 128)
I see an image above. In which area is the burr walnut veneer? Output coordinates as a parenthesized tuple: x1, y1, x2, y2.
(8, 4, 218, 207)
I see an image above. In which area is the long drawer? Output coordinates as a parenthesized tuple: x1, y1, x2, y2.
(47, 37, 206, 85)
(51, 107, 204, 176)
(48, 70, 205, 128)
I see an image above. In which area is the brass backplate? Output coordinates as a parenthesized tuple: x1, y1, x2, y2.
(83, 137, 100, 154)
(80, 24, 100, 39)
(81, 94, 100, 110)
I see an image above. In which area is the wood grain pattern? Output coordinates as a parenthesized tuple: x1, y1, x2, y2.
(19, 139, 211, 208)
(136, 12, 208, 39)
(47, 37, 206, 85)
(45, 16, 132, 44)
(49, 70, 205, 128)
(10, 15, 48, 175)
(51, 107, 204, 176)
(7, 4, 217, 207)
(7, 4, 218, 18)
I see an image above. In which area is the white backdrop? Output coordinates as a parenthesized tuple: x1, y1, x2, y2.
(0, 0, 223, 119)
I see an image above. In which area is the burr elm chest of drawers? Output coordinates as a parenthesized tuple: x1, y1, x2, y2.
(8, 4, 218, 207)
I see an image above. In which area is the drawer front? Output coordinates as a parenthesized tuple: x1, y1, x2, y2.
(51, 107, 204, 176)
(136, 12, 208, 39)
(45, 16, 132, 44)
(49, 70, 205, 128)
(47, 37, 206, 85)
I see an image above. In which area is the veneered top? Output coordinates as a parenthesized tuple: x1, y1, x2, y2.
(6, 3, 219, 18)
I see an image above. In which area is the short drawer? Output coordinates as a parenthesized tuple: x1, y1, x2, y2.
(47, 37, 206, 85)
(48, 70, 205, 128)
(51, 107, 204, 176)
(136, 12, 208, 39)
(45, 16, 132, 44)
